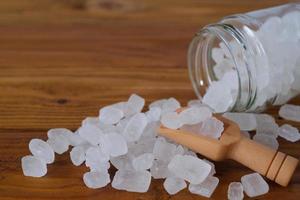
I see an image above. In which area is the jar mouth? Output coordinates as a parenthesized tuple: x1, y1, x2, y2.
(188, 23, 257, 112)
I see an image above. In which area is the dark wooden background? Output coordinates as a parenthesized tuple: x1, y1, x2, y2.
(0, 0, 299, 199)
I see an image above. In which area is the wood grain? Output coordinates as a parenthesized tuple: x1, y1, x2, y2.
(0, 0, 299, 199)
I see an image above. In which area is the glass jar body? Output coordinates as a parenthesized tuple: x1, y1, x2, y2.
(188, 3, 300, 113)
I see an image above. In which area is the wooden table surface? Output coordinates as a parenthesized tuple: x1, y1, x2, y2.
(0, 0, 299, 199)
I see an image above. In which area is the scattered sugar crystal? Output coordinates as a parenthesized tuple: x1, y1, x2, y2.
(29, 139, 55, 164)
(161, 97, 180, 113)
(223, 112, 257, 131)
(203, 159, 216, 176)
(68, 131, 86, 146)
(188, 176, 219, 198)
(150, 159, 170, 179)
(253, 134, 279, 150)
(110, 154, 134, 170)
(228, 182, 244, 200)
(255, 114, 279, 137)
(125, 94, 145, 116)
(279, 104, 300, 122)
(47, 128, 73, 140)
(112, 170, 152, 193)
(198, 117, 224, 139)
(145, 107, 161, 122)
(122, 113, 148, 142)
(153, 138, 177, 162)
(47, 135, 69, 154)
(21, 155, 47, 177)
(241, 173, 269, 197)
(78, 124, 104, 145)
(187, 99, 203, 108)
(241, 131, 250, 138)
(83, 171, 110, 189)
(168, 155, 211, 184)
(85, 146, 110, 170)
(132, 153, 154, 171)
(104, 133, 128, 157)
(70, 146, 86, 166)
(161, 112, 182, 129)
(179, 107, 212, 125)
(99, 106, 124, 125)
(279, 124, 300, 142)
(163, 177, 187, 195)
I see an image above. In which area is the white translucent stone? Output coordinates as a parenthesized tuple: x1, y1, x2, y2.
(104, 133, 128, 157)
(132, 153, 154, 171)
(163, 177, 187, 195)
(228, 182, 244, 200)
(112, 170, 152, 193)
(21, 155, 47, 177)
(99, 106, 124, 125)
(47, 135, 69, 155)
(253, 134, 279, 150)
(188, 176, 219, 198)
(110, 154, 134, 170)
(168, 155, 211, 184)
(161, 97, 181, 113)
(145, 107, 162, 122)
(179, 107, 212, 125)
(85, 146, 110, 170)
(279, 124, 300, 142)
(125, 94, 145, 116)
(223, 112, 257, 131)
(29, 139, 54, 164)
(241, 173, 269, 197)
(203, 159, 216, 176)
(153, 138, 177, 162)
(279, 104, 300, 122)
(150, 159, 170, 179)
(122, 113, 148, 142)
(70, 146, 85, 166)
(199, 117, 224, 139)
(161, 112, 182, 129)
(83, 171, 110, 189)
(255, 114, 279, 137)
(78, 124, 104, 146)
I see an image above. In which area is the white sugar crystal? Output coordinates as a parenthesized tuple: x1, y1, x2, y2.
(29, 139, 54, 164)
(279, 104, 300, 122)
(83, 171, 110, 189)
(110, 154, 134, 170)
(161, 112, 182, 129)
(82, 117, 99, 127)
(179, 107, 212, 125)
(241, 173, 269, 197)
(47, 135, 69, 155)
(70, 146, 86, 166)
(141, 122, 159, 139)
(78, 124, 104, 146)
(85, 146, 110, 170)
(255, 114, 279, 137)
(132, 153, 154, 171)
(153, 138, 177, 162)
(203, 159, 216, 176)
(125, 94, 145, 116)
(150, 159, 170, 179)
(161, 97, 181, 113)
(128, 137, 156, 156)
(69, 131, 86, 146)
(175, 145, 185, 155)
(199, 117, 224, 139)
(188, 176, 219, 198)
(112, 170, 152, 193)
(168, 155, 211, 184)
(253, 134, 279, 150)
(163, 177, 187, 195)
(279, 124, 300, 142)
(228, 182, 244, 200)
(21, 155, 47, 177)
(145, 107, 161, 122)
(212, 47, 225, 64)
(149, 99, 167, 109)
(122, 113, 148, 142)
(47, 128, 73, 140)
(187, 99, 203, 108)
(105, 133, 128, 157)
(223, 112, 257, 131)
(99, 106, 124, 125)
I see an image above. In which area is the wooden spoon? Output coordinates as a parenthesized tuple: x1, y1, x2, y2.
(158, 113, 298, 187)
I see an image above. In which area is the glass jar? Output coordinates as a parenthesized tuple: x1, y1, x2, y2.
(188, 3, 300, 113)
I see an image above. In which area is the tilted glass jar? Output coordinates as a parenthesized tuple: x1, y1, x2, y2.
(188, 3, 300, 113)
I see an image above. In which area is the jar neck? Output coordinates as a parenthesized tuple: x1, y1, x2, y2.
(188, 15, 267, 112)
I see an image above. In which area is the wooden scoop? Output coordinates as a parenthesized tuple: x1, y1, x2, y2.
(158, 113, 299, 187)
